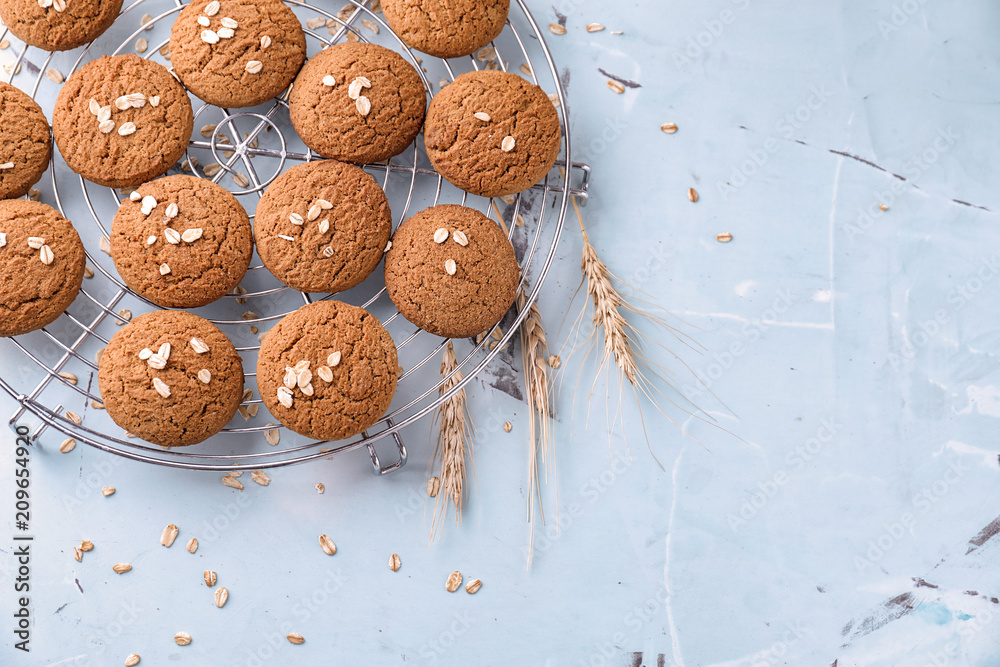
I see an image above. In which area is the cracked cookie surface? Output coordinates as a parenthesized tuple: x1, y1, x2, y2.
(0, 0, 123, 51)
(170, 0, 306, 108)
(0, 200, 85, 337)
(289, 43, 426, 164)
(111, 175, 253, 308)
(98, 310, 244, 447)
(254, 160, 391, 294)
(0, 82, 51, 200)
(424, 70, 560, 197)
(381, 0, 509, 59)
(52, 55, 193, 189)
(384, 204, 520, 338)
(257, 300, 397, 441)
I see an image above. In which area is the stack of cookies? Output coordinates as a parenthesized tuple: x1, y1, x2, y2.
(0, 0, 562, 448)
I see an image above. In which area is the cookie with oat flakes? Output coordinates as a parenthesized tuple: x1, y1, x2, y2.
(289, 42, 426, 164)
(384, 204, 520, 338)
(256, 300, 397, 441)
(169, 0, 306, 108)
(98, 310, 244, 447)
(52, 55, 193, 189)
(110, 175, 253, 308)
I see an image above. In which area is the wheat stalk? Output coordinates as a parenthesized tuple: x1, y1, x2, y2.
(568, 196, 729, 464)
(517, 283, 555, 569)
(430, 340, 474, 542)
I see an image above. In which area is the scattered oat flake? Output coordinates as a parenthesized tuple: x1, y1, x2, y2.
(716, 232, 733, 243)
(586, 23, 605, 32)
(315, 483, 325, 493)
(389, 553, 401, 571)
(251, 470, 270, 486)
(548, 23, 566, 35)
(427, 476, 441, 497)
(59, 372, 78, 385)
(113, 563, 132, 574)
(136, 38, 148, 53)
(59, 438, 76, 453)
(66, 410, 82, 425)
(46, 68, 63, 83)
(125, 653, 140, 666)
(0, 40, 9, 50)
(879, 204, 888, 211)
(265, 428, 280, 446)
(100, 236, 112, 255)
(319, 534, 337, 555)
(287, 633, 304, 645)
(445, 571, 463, 592)
(161, 524, 179, 547)
(140, 12, 153, 28)
(222, 475, 243, 490)
(174, 631, 191, 646)
(466, 578, 482, 594)
(306, 17, 325, 29)
(547, 354, 562, 368)
(233, 173, 249, 187)
(607, 80, 625, 94)
(80, 540, 94, 552)
(186, 538, 198, 554)
(117, 309, 132, 323)
(504, 421, 512, 432)
(361, 18, 379, 33)
(214, 586, 228, 608)
(72, 546, 82, 562)
(102, 486, 115, 496)
(688, 187, 699, 203)
(204, 570, 217, 586)
(520, 63, 532, 77)
(660, 122, 678, 134)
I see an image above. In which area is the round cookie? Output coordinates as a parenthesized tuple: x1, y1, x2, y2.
(424, 70, 561, 197)
(254, 160, 391, 294)
(0, 82, 51, 200)
(384, 204, 520, 338)
(98, 310, 244, 447)
(289, 43, 426, 164)
(170, 0, 306, 109)
(257, 301, 397, 441)
(0, 200, 85, 337)
(0, 0, 123, 52)
(381, 0, 509, 59)
(110, 175, 253, 308)
(53, 55, 194, 189)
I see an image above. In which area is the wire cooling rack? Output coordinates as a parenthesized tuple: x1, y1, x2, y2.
(0, 0, 590, 473)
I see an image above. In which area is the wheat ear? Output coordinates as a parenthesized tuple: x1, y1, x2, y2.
(517, 283, 554, 569)
(430, 341, 474, 542)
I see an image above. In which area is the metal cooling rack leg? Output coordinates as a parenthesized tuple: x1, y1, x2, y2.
(364, 418, 408, 476)
(567, 162, 591, 203)
(8, 289, 125, 439)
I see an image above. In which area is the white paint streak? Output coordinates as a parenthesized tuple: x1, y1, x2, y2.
(664, 451, 686, 667)
(734, 279, 756, 297)
(679, 311, 835, 330)
(937, 439, 1000, 471)
(957, 385, 1000, 418)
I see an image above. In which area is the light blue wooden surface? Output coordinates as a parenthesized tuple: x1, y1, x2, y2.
(2, 0, 1000, 665)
